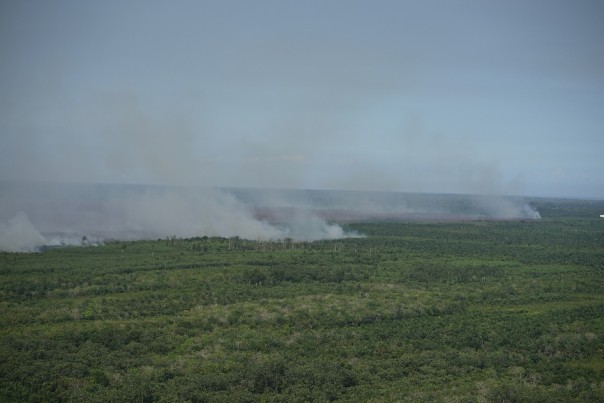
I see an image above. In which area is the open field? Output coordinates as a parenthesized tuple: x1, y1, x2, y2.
(1, 198, 603, 401)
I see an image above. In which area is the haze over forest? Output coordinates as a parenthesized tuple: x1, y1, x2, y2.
(0, 1, 602, 250)
(1, 0, 603, 196)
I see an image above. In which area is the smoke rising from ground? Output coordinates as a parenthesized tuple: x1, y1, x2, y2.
(0, 182, 542, 252)
(229, 188, 541, 222)
(0, 212, 48, 252)
(102, 187, 351, 242)
(0, 183, 357, 252)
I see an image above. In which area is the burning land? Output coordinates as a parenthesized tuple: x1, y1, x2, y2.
(1, 186, 603, 401)
(0, 182, 543, 252)
(2, 0, 603, 400)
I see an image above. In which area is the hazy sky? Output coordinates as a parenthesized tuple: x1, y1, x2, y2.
(1, 0, 603, 198)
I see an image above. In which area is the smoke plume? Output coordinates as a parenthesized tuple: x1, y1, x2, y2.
(0, 182, 356, 252)
(0, 182, 541, 253)
(0, 212, 48, 252)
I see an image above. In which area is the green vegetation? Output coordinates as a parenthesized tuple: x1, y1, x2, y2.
(1, 199, 603, 401)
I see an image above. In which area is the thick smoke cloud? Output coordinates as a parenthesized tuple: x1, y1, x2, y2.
(5, 2, 567, 253)
(0, 183, 356, 252)
(229, 187, 541, 222)
(101, 187, 351, 242)
(0, 212, 48, 252)
(0, 182, 541, 252)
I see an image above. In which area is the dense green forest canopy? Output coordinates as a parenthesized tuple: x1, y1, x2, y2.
(1, 197, 603, 401)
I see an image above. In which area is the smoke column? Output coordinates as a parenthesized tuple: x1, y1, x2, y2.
(0, 182, 542, 253)
(0, 182, 356, 252)
(0, 212, 48, 252)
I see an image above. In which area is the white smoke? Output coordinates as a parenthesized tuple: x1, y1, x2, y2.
(102, 187, 285, 240)
(270, 211, 355, 241)
(0, 212, 48, 252)
(98, 187, 356, 241)
(0, 184, 355, 251)
(0, 182, 541, 253)
(469, 195, 541, 220)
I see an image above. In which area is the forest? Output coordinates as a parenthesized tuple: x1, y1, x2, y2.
(1, 198, 603, 401)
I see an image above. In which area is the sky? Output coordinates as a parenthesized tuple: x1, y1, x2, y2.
(1, 0, 603, 198)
